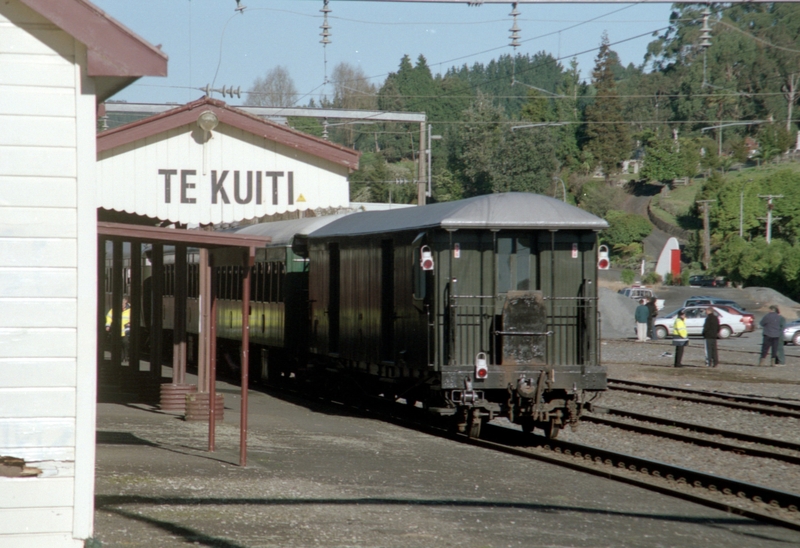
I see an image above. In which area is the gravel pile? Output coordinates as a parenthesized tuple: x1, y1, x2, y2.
(599, 287, 638, 340)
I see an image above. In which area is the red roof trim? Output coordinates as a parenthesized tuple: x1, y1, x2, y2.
(18, 0, 167, 78)
(97, 97, 361, 171)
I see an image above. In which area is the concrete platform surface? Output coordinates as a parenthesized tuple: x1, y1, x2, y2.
(93, 380, 800, 547)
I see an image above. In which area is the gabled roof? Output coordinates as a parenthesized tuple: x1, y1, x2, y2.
(97, 97, 361, 171)
(19, 0, 168, 101)
(309, 192, 609, 238)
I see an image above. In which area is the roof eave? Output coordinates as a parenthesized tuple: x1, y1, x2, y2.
(19, 0, 168, 101)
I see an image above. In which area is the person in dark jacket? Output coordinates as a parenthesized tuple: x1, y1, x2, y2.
(646, 297, 658, 340)
(759, 305, 783, 367)
(702, 307, 720, 367)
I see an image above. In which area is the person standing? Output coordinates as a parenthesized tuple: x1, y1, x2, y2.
(635, 299, 650, 342)
(673, 310, 688, 368)
(759, 305, 783, 367)
(702, 307, 720, 367)
(646, 297, 658, 340)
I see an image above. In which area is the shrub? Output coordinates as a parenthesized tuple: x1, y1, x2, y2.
(642, 272, 662, 285)
(621, 269, 636, 285)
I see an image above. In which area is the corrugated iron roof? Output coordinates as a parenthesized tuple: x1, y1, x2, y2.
(308, 193, 608, 238)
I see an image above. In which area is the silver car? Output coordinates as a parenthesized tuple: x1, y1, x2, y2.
(653, 306, 748, 340)
(783, 319, 800, 345)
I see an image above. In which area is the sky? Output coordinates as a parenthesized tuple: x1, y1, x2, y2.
(92, 0, 675, 106)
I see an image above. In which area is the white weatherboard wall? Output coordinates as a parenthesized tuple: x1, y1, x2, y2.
(0, 2, 97, 546)
(97, 124, 352, 225)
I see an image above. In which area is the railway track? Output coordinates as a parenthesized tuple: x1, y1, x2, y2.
(584, 406, 800, 465)
(607, 378, 800, 418)
(312, 387, 800, 532)
(259, 374, 800, 532)
(477, 422, 800, 531)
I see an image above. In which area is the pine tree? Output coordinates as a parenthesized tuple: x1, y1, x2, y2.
(584, 34, 630, 183)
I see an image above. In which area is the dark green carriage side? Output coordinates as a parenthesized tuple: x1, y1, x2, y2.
(305, 193, 608, 399)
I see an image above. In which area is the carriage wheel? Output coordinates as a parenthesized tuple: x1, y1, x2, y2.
(543, 419, 561, 440)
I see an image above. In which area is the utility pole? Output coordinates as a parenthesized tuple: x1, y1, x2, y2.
(758, 194, 784, 243)
(739, 179, 753, 239)
(696, 199, 716, 269)
(418, 122, 426, 206)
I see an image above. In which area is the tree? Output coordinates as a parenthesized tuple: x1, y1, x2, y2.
(245, 66, 298, 107)
(450, 93, 505, 197)
(601, 210, 653, 249)
(327, 62, 378, 148)
(583, 34, 630, 183)
(641, 137, 682, 183)
(491, 127, 557, 194)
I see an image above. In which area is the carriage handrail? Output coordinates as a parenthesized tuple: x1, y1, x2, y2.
(495, 330, 553, 336)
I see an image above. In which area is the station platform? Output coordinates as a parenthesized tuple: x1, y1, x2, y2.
(92, 368, 800, 547)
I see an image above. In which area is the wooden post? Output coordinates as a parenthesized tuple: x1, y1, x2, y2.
(240, 247, 255, 467)
(198, 248, 210, 393)
(173, 244, 187, 385)
(150, 244, 164, 387)
(208, 256, 217, 452)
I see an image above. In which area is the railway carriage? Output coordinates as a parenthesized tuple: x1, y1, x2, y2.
(113, 193, 608, 439)
(301, 192, 607, 437)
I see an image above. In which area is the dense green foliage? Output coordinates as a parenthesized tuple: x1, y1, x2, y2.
(601, 210, 653, 249)
(248, 5, 800, 295)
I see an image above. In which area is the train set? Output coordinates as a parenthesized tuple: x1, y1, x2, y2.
(113, 192, 609, 438)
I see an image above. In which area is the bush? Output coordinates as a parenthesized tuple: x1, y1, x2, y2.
(621, 269, 636, 285)
(642, 272, 662, 285)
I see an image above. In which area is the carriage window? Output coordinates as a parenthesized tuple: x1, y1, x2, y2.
(278, 262, 286, 302)
(498, 236, 531, 293)
(497, 238, 514, 293)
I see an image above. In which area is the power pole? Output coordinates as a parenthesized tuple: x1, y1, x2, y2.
(418, 122, 426, 206)
(758, 195, 783, 244)
(696, 199, 716, 269)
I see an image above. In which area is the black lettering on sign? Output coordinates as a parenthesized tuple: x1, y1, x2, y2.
(288, 172, 294, 205)
(255, 171, 262, 204)
(266, 172, 284, 205)
(235, 171, 253, 204)
(181, 170, 196, 204)
(159, 169, 177, 204)
(211, 170, 230, 204)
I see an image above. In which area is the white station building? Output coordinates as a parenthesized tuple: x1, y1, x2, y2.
(0, 1, 360, 546)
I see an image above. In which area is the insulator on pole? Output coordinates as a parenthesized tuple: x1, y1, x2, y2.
(509, 3, 520, 49)
(699, 7, 712, 50)
(320, 0, 331, 45)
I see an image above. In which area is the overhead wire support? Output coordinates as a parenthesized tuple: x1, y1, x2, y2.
(509, 2, 520, 86)
(320, 0, 332, 85)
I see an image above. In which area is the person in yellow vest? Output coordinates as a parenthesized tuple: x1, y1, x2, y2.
(106, 297, 131, 362)
(673, 310, 688, 368)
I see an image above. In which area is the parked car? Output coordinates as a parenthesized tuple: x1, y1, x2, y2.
(689, 275, 726, 287)
(783, 319, 800, 345)
(712, 304, 755, 333)
(618, 286, 664, 310)
(682, 296, 746, 310)
(653, 306, 748, 339)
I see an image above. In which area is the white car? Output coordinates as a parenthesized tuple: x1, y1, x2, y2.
(653, 306, 748, 340)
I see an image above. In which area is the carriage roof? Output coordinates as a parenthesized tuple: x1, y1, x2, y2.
(307, 192, 608, 239)
(233, 214, 351, 247)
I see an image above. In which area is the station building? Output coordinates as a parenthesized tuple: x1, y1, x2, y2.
(0, 1, 359, 545)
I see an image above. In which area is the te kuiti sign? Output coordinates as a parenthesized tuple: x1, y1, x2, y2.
(96, 98, 360, 225)
(159, 169, 297, 206)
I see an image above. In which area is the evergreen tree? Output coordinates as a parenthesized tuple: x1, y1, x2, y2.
(583, 34, 630, 183)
